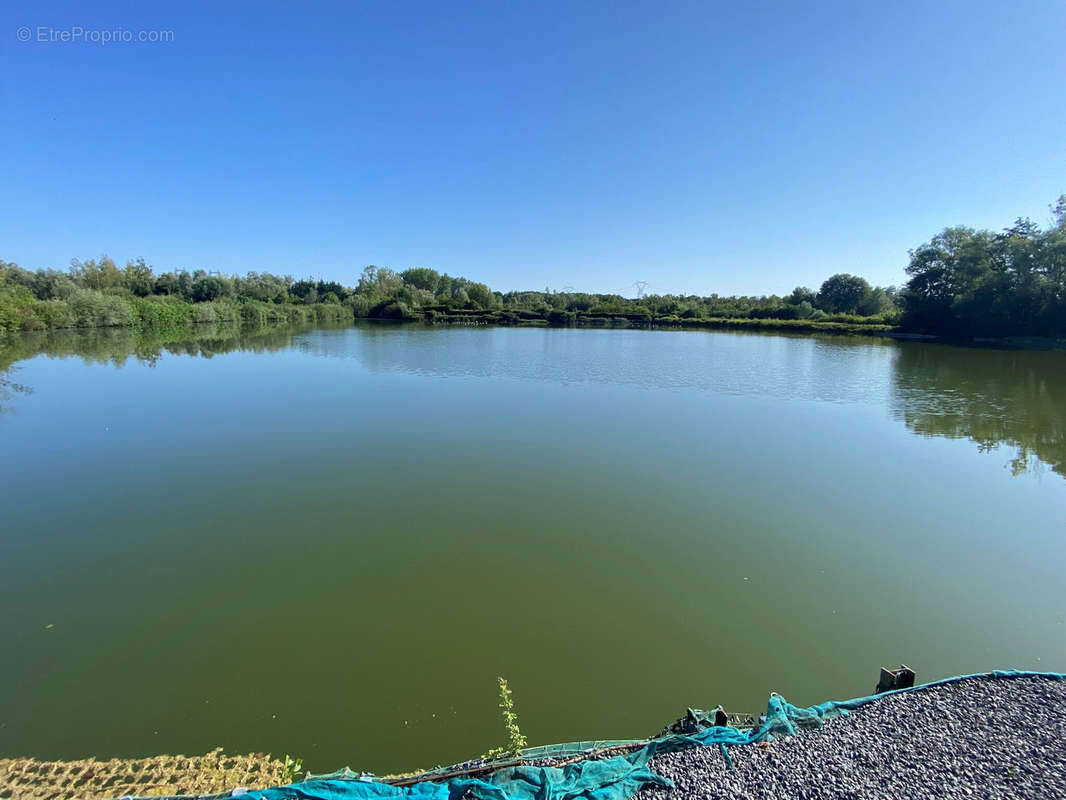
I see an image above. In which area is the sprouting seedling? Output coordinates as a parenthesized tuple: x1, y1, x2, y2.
(282, 754, 303, 783)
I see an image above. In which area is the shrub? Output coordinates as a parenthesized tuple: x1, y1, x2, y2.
(347, 295, 371, 318)
(69, 288, 135, 327)
(0, 286, 42, 331)
(380, 300, 414, 319)
(36, 299, 74, 328)
(193, 303, 219, 324)
(240, 301, 269, 326)
(133, 295, 194, 327)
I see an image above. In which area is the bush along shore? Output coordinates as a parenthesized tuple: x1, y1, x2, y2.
(4, 193, 1064, 339)
(0, 257, 899, 337)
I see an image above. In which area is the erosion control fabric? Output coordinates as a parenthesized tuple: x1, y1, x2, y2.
(224, 671, 1064, 800)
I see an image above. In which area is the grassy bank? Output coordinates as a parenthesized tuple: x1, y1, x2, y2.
(0, 748, 298, 800)
(0, 283, 898, 338)
(0, 284, 354, 334)
(418, 307, 896, 335)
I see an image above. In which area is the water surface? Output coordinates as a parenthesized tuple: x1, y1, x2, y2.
(1, 324, 1064, 773)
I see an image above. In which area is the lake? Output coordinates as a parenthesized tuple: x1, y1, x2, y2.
(1, 323, 1064, 774)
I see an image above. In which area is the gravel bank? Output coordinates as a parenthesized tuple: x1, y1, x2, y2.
(636, 674, 1066, 800)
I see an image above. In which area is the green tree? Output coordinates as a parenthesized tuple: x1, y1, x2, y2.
(123, 258, 155, 296)
(817, 273, 871, 314)
(465, 281, 497, 309)
(357, 265, 402, 296)
(856, 286, 896, 317)
(71, 256, 124, 291)
(191, 274, 233, 302)
(401, 267, 441, 292)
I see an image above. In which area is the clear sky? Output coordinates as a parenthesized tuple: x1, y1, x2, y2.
(2, 1, 1064, 296)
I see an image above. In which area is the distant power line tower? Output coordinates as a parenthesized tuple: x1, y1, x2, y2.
(632, 280, 649, 299)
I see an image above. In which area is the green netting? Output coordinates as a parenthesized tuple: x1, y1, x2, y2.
(513, 740, 648, 761)
(150, 670, 1066, 800)
(307, 711, 756, 786)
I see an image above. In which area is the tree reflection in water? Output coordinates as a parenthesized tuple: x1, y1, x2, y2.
(5, 326, 1066, 481)
(890, 342, 1066, 478)
(0, 322, 322, 413)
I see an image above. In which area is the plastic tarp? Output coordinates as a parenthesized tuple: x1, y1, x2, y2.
(231, 756, 669, 800)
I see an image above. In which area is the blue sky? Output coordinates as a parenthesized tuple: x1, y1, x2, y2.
(2, 1, 1064, 296)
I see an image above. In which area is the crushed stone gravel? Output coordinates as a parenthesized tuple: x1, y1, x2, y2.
(635, 674, 1066, 800)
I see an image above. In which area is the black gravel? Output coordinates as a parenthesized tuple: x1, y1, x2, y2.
(635, 674, 1066, 800)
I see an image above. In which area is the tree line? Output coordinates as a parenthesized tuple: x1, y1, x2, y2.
(899, 196, 1066, 337)
(1, 194, 1062, 337)
(0, 258, 899, 334)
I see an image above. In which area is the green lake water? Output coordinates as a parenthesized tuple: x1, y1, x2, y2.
(1, 323, 1064, 773)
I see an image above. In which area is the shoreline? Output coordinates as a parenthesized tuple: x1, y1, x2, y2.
(4, 314, 1065, 352)
(0, 749, 296, 800)
(6, 672, 1064, 800)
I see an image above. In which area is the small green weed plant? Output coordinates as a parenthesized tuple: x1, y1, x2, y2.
(483, 676, 527, 760)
